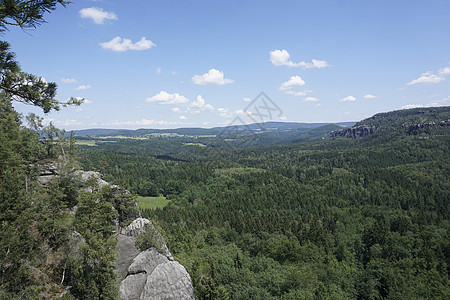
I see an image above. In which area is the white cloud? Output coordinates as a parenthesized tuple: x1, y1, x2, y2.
(243, 97, 251, 102)
(217, 108, 252, 119)
(341, 96, 356, 102)
(279, 75, 306, 92)
(45, 118, 82, 127)
(100, 36, 156, 52)
(401, 104, 424, 109)
(280, 116, 287, 120)
(171, 71, 177, 76)
(286, 89, 313, 97)
(156, 67, 161, 75)
(438, 67, 450, 76)
(217, 107, 230, 118)
(103, 118, 178, 127)
(364, 94, 377, 99)
(192, 69, 234, 85)
(407, 66, 450, 85)
(75, 84, 91, 91)
(61, 78, 77, 84)
(429, 95, 450, 106)
(79, 7, 118, 24)
(179, 115, 187, 120)
(145, 91, 189, 105)
(407, 72, 444, 85)
(403, 96, 450, 109)
(189, 95, 215, 112)
(303, 97, 318, 102)
(171, 107, 181, 113)
(270, 49, 329, 69)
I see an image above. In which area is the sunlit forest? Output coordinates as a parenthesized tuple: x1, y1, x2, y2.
(78, 107, 450, 299)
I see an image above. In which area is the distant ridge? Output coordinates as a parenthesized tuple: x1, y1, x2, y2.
(73, 121, 356, 137)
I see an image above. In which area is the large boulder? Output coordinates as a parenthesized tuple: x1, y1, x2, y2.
(119, 248, 194, 300)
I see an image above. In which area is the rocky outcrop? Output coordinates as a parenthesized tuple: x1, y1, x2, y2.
(117, 218, 194, 300)
(123, 217, 151, 237)
(37, 160, 115, 189)
(37, 162, 194, 299)
(403, 121, 436, 131)
(330, 125, 376, 138)
(440, 119, 450, 126)
(120, 249, 194, 300)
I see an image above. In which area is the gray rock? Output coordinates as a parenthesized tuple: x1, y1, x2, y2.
(119, 248, 194, 300)
(128, 248, 169, 276)
(120, 272, 147, 300)
(141, 261, 194, 300)
(124, 218, 151, 237)
(74, 170, 110, 189)
(116, 234, 141, 281)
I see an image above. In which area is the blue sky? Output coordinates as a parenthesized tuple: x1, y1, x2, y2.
(6, 0, 450, 129)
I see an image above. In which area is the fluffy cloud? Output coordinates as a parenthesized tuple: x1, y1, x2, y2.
(179, 116, 187, 120)
(79, 7, 118, 24)
(145, 91, 189, 105)
(243, 97, 251, 102)
(279, 76, 306, 92)
(439, 67, 450, 76)
(363, 94, 377, 99)
(75, 84, 91, 91)
(407, 66, 450, 85)
(156, 67, 162, 75)
(189, 95, 214, 111)
(401, 104, 424, 109)
(407, 72, 444, 85)
(303, 97, 318, 102)
(192, 69, 234, 85)
(103, 119, 177, 127)
(287, 90, 313, 97)
(217, 108, 252, 118)
(402, 96, 450, 109)
(270, 49, 329, 69)
(429, 95, 450, 106)
(61, 78, 77, 84)
(341, 96, 356, 102)
(100, 37, 156, 52)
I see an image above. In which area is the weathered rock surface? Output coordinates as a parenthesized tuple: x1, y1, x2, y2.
(330, 125, 376, 138)
(123, 217, 151, 237)
(119, 248, 194, 300)
(141, 261, 194, 300)
(116, 235, 141, 281)
(118, 218, 194, 299)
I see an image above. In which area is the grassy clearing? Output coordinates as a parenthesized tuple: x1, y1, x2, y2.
(75, 140, 97, 146)
(136, 196, 170, 210)
(183, 142, 206, 147)
(96, 135, 148, 140)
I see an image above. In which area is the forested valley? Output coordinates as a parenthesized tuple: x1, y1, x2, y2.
(78, 107, 450, 299)
(0, 1, 449, 299)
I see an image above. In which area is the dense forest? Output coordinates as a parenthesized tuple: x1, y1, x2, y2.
(0, 2, 449, 299)
(78, 107, 450, 299)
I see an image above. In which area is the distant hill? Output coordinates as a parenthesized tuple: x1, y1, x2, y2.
(331, 106, 450, 138)
(73, 121, 355, 137)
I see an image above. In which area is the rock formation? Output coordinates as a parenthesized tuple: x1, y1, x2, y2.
(330, 125, 376, 138)
(117, 218, 194, 300)
(37, 162, 194, 299)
